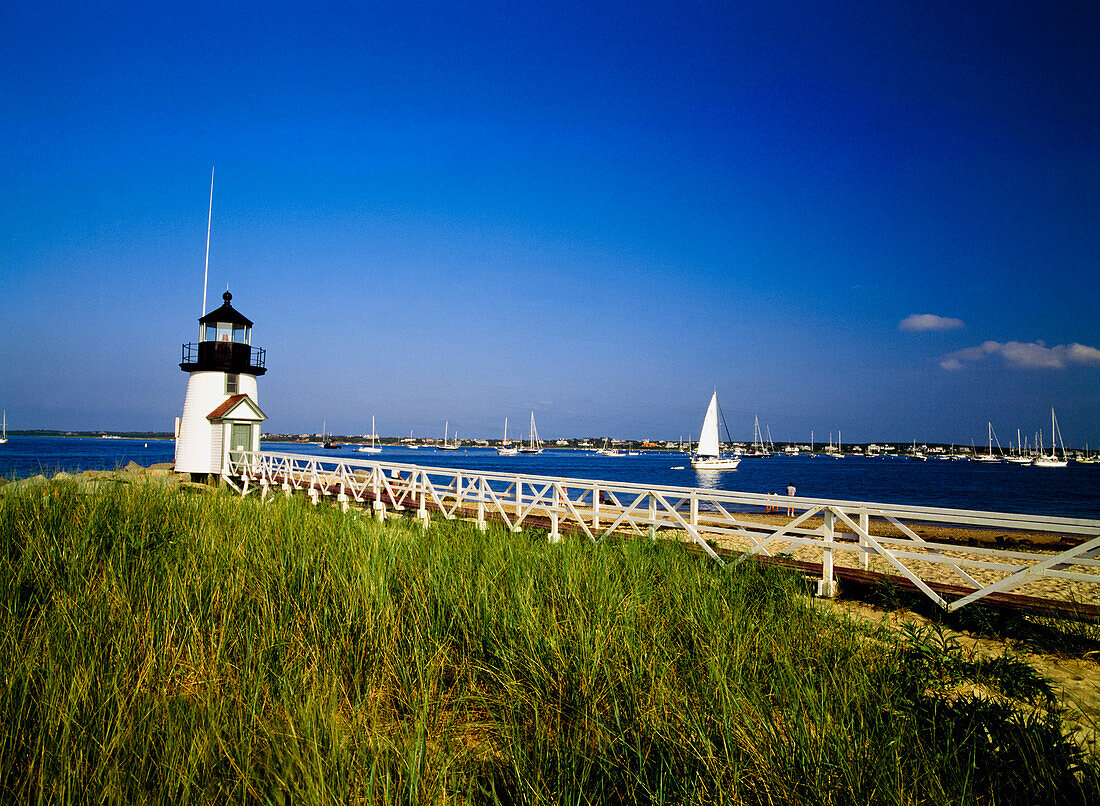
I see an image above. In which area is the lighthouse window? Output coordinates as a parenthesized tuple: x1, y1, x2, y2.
(225, 374, 239, 395)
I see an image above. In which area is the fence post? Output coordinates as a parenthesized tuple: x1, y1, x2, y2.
(513, 479, 524, 532)
(418, 470, 429, 527)
(817, 509, 837, 597)
(690, 492, 698, 527)
(477, 476, 487, 531)
(592, 483, 600, 531)
(648, 491, 657, 541)
(549, 484, 561, 543)
(859, 510, 870, 571)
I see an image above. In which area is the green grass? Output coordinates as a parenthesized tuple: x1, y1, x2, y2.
(1, 481, 1097, 804)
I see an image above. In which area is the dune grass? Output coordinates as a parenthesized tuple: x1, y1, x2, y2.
(1, 480, 1096, 804)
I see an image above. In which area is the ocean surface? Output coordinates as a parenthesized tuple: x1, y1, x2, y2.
(2, 437, 1098, 519)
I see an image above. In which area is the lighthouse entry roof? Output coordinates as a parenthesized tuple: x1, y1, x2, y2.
(206, 394, 267, 422)
(199, 290, 253, 327)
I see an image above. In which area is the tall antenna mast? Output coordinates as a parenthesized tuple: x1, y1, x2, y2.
(202, 166, 214, 319)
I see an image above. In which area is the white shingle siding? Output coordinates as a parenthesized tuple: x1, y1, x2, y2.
(174, 371, 259, 474)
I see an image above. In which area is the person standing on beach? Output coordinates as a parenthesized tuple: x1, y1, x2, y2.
(786, 482, 796, 516)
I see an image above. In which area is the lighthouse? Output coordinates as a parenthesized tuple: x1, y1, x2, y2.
(174, 290, 267, 479)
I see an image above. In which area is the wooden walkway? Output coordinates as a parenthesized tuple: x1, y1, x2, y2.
(224, 451, 1100, 618)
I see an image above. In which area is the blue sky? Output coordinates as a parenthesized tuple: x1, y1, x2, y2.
(2, 1, 1098, 446)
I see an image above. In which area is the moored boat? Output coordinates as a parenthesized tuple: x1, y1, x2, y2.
(517, 412, 543, 454)
(596, 437, 625, 457)
(496, 417, 518, 455)
(356, 416, 383, 453)
(438, 420, 460, 450)
(1033, 408, 1068, 467)
(973, 422, 1002, 462)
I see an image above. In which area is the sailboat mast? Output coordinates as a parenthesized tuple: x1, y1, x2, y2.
(1052, 408, 1065, 459)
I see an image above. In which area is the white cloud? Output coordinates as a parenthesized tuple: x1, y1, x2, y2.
(900, 314, 965, 332)
(940, 340, 1100, 371)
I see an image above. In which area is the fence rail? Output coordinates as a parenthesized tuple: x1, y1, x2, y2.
(225, 450, 1100, 614)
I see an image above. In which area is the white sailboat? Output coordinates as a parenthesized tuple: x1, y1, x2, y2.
(691, 391, 741, 470)
(1034, 408, 1068, 467)
(517, 411, 543, 454)
(596, 437, 625, 457)
(496, 417, 518, 455)
(438, 420, 459, 450)
(1005, 428, 1034, 465)
(0, 411, 6, 444)
(973, 422, 1002, 462)
(742, 415, 768, 458)
(356, 416, 383, 453)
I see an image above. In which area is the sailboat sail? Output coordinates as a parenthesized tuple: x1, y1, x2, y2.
(691, 390, 740, 470)
(697, 392, 720, 458)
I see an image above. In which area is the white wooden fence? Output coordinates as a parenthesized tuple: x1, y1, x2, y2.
(225, 451, 1100, 614)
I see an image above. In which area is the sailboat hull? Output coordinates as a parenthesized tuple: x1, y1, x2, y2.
(691, 456, 741, 470)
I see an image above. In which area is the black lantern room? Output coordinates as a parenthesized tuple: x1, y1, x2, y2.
(180, 291, 266, 376)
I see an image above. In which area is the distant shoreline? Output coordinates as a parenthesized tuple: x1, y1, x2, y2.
(4, 432, 1096, 455)
(5, 431, 174, 440)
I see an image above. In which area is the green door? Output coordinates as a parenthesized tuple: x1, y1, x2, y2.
(230, 423, 252, 458)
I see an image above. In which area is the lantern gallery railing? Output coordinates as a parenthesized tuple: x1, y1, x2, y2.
(224, 451, 1100, 614)
(180, 341, 266, 373)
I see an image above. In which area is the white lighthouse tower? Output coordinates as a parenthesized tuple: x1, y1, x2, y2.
(174, 290, 267, 479)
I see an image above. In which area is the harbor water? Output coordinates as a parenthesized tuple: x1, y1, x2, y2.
(2, 437, 1097, 519)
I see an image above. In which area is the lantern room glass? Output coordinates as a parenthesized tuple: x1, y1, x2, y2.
(203, 322, 251, 344)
